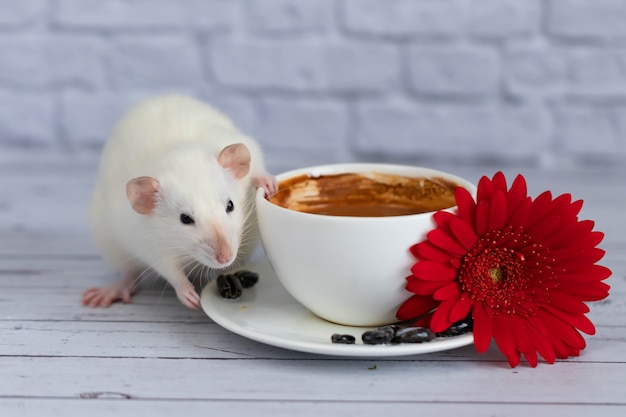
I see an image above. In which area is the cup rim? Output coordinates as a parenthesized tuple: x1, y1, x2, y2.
(257, 163, 477, 222)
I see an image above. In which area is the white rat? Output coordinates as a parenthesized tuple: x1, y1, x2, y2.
(83, 95, 277, 309)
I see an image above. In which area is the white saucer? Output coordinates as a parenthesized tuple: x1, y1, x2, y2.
(201, 260, 474, 357)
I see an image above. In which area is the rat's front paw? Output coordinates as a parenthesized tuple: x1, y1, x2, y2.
(175, 282, 201, 310)
(254, 173, 278, 198)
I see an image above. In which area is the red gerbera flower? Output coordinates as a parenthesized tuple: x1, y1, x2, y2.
(397, 172, 611, 367)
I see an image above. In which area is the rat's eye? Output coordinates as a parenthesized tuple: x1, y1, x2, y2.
(180, 213, 195, 225)
(226, 200, 234, 213)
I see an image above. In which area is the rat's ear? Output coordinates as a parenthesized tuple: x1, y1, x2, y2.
(218, 143, 251, 180)
(126, 176, 160, 215)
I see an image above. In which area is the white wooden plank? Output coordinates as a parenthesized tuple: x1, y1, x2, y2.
(16, 277, 626, 327)
(0, 320, 302, 360)
(1, 356, 625, 404)
(0, 173, 95, 235)
(0, 234, 99, 256)
(1, 399, 624, 417)
(0, 257, 170, 292)
(0, 254, 211, 323)
(0, 290, 205, 323)
(0, 257, 115, 288)
(0, 320, 622, 363)
(1, 285, 623, 328)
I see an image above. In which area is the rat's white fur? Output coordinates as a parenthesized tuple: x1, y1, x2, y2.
(88, 95, 269, 307)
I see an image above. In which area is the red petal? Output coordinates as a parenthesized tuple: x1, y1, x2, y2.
(527, 315, 548, 335)
(396, 295, 439, 321)
(524, 349, 539, 368)
(543, 305, 596, 335)
(545, 193, 572, 219)
(405, 278, 444, 296)
(409, 243, 421, 259)
(430, 297, 460, 332)
(507, 174, 528, 212)
(472, 303, 493, 353)
(410, 242, 452, 263)
(426, 229, 468, 256)
(558, 264, 612, 282)
(491, 171, 508, 192)
(548, 195, 583, 226)
(580, 231, 605, 248)
(541, 219, 594, 248)
(510, 315, 533, 358)
(568, 199, 584, 218)
(432, 281, 461, 301)
(411, 261, 458, 281)
(455, 187, 477, 231)
(488, 190, 508, 232)
(525, 215, 561, 243)
(550, 246, 602, 262)
(432, 211, 454, 237)
(413, 315, 432, 328)
(549, 291, 590, 314)
(508, 197, 532, 229)
(527, 325, 556, 364)
(553, 248, 606, 269)
(547, 333, 570, 359)
(565, 346, 580, 358)
(557, 281, 610, 301)
(475, 200, 490, 237)
(447, 214, 478, 250)
(528, 191, 553, 225)
(550, 242, 604, 263)
(448, 293, 473, 323)
(492, 315, 521, 368)
(587, 247, 607, 263)
(477, 175, 495, 202)
(541, 312, 587, 351)
(563, 327, 587, 351)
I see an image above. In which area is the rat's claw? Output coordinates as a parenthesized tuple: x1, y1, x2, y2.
(175, 282, 201, 310)
(266, 176, 278, 197)
(254, 173, 278, 198)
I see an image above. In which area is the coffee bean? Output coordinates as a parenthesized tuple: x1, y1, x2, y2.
(332, 319, 471, 349)
(216, 274, 243, 300)
(436, 318, 473, 338)
(331, 334, 356, 344)
(216, 270, 260, 300)
(233, 270, 259, 288)
(392, 327, 435, 344)
(362, 325, 397, 345)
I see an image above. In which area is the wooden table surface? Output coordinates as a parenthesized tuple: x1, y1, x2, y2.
(1, 158, 625, 416)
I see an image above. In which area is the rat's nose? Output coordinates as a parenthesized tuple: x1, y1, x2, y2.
(207, 226, 234, 266)
(216, 248, 234, 265)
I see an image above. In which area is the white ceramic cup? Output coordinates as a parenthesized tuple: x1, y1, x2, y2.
(255, 163, 477, 327)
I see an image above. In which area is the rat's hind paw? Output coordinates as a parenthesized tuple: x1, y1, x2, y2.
(82, 273, 138, 307)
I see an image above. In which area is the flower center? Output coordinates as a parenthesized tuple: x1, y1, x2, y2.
(488, 267, 504, 284)
(458, 227, 556, 316)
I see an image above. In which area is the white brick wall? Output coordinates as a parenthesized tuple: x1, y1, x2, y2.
(1, 0, 625, 172)
(407, 46, 501, 97)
